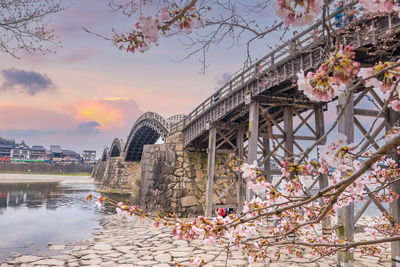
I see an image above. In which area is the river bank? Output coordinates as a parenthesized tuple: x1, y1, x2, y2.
(0, 173, 94, 184)
(0, 162, 92, 176)
(0, 213, 391, 267)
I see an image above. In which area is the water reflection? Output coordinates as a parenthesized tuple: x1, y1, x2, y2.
(0, 181, 102, 261)
(0, 183, 58, 211)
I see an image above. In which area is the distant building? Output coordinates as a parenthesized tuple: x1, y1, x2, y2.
(30, 145, 46, 160)
(12, 145, 30, 160)
(61, 150, 79, 163)
(82, 150, 96, 164)
(50, 145, 62, 162)
(0, 144, 12, 160)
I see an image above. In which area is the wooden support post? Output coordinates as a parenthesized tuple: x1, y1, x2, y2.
(237, 128, 245, 213)
(315, 106, 332, 235)
(386, 109, 400, 267)
(247, 101, 259, 200)
(283, 106, 294, 159)
(263, 137, 272, 183)
(337, 90, 355, 267)
(205, 126, 217, 217)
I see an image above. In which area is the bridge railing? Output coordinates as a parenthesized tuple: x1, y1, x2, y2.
(171, 1, 363, 132)
(135, 112, 170, 132)
(167, 114, 186, 123)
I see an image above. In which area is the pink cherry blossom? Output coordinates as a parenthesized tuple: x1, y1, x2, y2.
(159, 7, 171, 22)
(277, 0, 322, 26)
(240, 161, 259, 179)
(359, 0, 400, 13)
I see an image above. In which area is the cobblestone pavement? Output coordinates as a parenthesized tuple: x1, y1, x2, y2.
(0, 215, 392, 267)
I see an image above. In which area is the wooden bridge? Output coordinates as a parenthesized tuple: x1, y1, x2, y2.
(101, 3, 400, 266)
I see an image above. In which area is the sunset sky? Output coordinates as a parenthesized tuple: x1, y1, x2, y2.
(0, 1, 303, 156)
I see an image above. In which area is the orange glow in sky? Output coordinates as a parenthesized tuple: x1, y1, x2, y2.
(74, 100, 123, 129)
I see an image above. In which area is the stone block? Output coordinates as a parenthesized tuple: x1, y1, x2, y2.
(181, 196, 198, 207)
(195, 169, 204, 179)
(174, 169, 183, 177)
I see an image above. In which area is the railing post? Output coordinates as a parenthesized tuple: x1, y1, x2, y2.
(337, 89, 355, 267)
(247, 100, 259, 200)
(205, 126, 217, 217)
(386, 108, 400, 267)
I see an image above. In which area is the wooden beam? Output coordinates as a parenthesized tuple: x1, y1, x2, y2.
(215, 121, 241, 130)
(259, 133, 317, 141)
(315, 106, 332, 235)
(283, 106, 294, 159)
(216, 149, 236, 154)
(386, 108, 400, 267)
(205, 127, 216, 217)
(255, 94, 318, 109)
(237, 129, 245, 213)
(247, 101, 259, 200)
(354, 108, 384, 117)
(337, 90, 355, 267)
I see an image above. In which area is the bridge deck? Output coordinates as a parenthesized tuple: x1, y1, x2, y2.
(172, 6, 400, 148)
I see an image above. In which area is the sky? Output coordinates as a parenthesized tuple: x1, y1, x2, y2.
(1, 0, 355, 157)
(0, 0, 288, 156)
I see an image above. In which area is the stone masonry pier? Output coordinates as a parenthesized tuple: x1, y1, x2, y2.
(93, 132, 236, 216)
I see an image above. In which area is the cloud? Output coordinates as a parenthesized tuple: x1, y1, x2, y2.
(63, 50, 99, 63)
(68, 98, 143, 131)
(74, 121, 101, 134)
(0, 69, 56, 95)
(0, 97, 142, 155)
(214, 72, 232, 90)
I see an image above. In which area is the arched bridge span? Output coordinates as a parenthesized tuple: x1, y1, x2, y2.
(124, 112, 170, 161)
(101, 148, 108, 162)
(110, 138, 123, 157)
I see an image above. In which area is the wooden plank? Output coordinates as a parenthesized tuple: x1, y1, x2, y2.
(337, 90, 355, 267)
(205, 127, 217, 217)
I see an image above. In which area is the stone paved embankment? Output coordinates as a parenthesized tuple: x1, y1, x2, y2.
(0, 215, 392, 267)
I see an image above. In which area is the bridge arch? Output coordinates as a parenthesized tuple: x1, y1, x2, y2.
(110, 138, 123, 157)
(124, 112, 170, 161)
(101, 148, 109, 162)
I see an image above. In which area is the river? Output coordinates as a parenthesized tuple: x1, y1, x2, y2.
(0, 174, 389, 262)
(0, 174, 128, 261)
